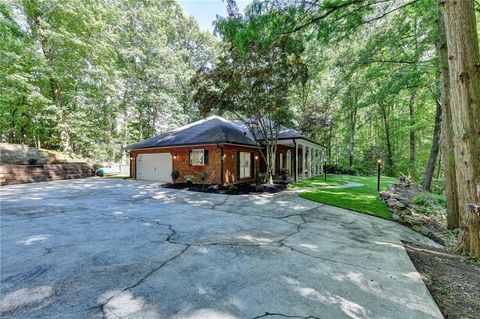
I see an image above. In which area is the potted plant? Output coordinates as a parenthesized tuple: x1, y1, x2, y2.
(184, 175, 194, 186)
(199, 171, 208, 190)
(171, 169, 180, 184)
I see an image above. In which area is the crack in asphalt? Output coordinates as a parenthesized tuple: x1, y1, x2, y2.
(252, 312, 322, 319)
(278, 242, 397, 276)
(100, 245, 190, 319)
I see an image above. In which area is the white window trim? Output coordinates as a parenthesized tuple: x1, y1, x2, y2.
(190, 149, 205, 166)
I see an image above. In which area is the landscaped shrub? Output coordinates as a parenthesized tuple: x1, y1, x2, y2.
(413, 192, 447, 208)
(171, 169, 180, 183)
(257, 172, 267, 183)
(324, 164, 356, 176)
(278, 169, 288, 181)
(199, 171, 208, 190)
(226, 183, 238, 194)
(184, 175, 194, 185)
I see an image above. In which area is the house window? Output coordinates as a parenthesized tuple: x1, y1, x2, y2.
(239, 152, 251, 178)
(190, 149, 205, 166)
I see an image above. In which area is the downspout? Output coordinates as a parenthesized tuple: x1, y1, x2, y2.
(217, 144, 224, 185)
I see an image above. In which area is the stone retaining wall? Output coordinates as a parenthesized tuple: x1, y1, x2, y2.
(0, 163, 93, 186)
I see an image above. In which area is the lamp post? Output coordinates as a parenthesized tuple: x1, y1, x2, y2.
(324, 159, 327, 181)
(377, 159, 382, 192)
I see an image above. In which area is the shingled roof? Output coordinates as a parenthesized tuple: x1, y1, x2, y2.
(125, 116, 256, 150)
(126, 115, 323, 150)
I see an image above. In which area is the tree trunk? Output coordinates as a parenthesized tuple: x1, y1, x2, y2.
(409, 90, 417, 178)
(348, 106, 357, 169)
(421, 101, 442, 191)
(438, 5, 460, 229)
(327, 125, 333, 164)
(442, 0, 480, 259)
(380, 104, 394, 176)
(28, 2, 70, 152)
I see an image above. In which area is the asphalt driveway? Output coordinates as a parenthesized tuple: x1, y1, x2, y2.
(0, 179, 443, 319)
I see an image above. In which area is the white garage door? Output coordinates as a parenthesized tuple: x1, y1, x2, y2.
(136, 153, 172, 182)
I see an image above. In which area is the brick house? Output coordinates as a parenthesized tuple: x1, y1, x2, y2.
(126, 116, 324, 184)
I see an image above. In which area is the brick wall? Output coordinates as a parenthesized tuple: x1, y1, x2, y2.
(129, 144, 260, 185)
(222, 144, 260, 184)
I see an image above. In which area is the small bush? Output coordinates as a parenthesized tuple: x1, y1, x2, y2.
(226, 183, 238, 191)
(257, 172, 267, 183)
(255, 184, 264, 192)
(184, 175, 194, 185)
(413, 193, 447, 208)
(199, 171, 208, 183)
(324, 164, 356, 175)
(171, 169, 180, 183)
(28, 158, 38, 165)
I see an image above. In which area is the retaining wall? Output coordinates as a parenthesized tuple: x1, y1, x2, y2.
(0, 163, 93, 186)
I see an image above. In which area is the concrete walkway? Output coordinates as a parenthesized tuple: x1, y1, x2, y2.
(288, 181, 364, 193)
(0, 179, 443, 319)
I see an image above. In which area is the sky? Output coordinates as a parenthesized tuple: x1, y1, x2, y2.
(179, 0, 251, 33)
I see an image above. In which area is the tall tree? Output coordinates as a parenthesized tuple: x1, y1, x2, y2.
(194, 3, 307, 183)
(442, 0, 480, 258)
(421, 101, 442, 191)
(437, 4, 459, 229)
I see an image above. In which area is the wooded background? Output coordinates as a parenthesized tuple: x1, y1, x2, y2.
(1, 0, 478, 185)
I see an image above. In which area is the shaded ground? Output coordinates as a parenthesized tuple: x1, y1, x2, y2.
(1, 178, 443, 318)
(403, 241, 480, 319)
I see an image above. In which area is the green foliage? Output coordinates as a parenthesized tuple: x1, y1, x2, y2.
(199, 171, 209, 183)
(171, 169, 180, 182)
(226, 183, 238, 191)
(194, 6, 307, 181)
(0, 0, 218, 161)
(255, 184, 264, 192)
(413, 193, 447, 209)
(184, 175, 194, 184)
(257, 172, 268, 183)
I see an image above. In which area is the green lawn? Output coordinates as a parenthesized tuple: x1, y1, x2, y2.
(290, 174, 397, 219)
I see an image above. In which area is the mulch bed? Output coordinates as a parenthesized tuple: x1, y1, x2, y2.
(163, 182, 288, 195)
(403, 241, 480, 319)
